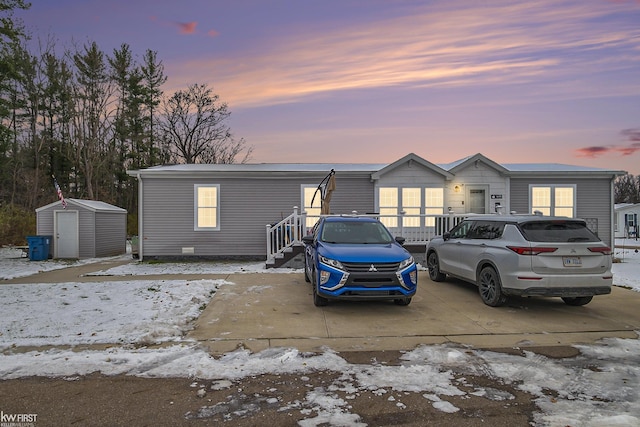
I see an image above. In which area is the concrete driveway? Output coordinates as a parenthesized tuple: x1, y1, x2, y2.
(190, 271, 640, 355)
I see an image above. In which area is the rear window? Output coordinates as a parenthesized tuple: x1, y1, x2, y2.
(519, 221, 600, 243)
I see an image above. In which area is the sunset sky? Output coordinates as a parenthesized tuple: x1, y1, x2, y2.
(17, 0, 640, 174)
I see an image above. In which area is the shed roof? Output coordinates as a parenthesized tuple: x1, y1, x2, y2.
(36, 198, 127, 213)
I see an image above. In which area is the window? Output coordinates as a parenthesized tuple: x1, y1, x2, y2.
(402, 188, 421, 227)
(530, 185, 575, 217)
(449, 220, 473, 239)
(467, 221, 505, 239)
(379, 187, 398, 228)
(195, 185, 219, 230)
(425, 188, 444, 226)
(625, 213, 637, 227)
(377, 186, 444, 228)
(520, 220, 599, 243)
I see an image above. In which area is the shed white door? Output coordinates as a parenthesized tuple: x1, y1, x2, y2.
(55, 210, 79, 258)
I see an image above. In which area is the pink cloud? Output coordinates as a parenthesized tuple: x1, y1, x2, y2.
(622, 128, 640, 141)
(149, 17, 218, 37)
(176, 21, 197, 35)
(575, 146, 612, 158)
(575, 130, 640, 158)
(615, 143, 640, 156)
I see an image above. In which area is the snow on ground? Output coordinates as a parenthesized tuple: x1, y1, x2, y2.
(1, 243, 640, 425)
(85, 259, 300, 276)
(0, 246, 132, 280)
(0, 279, 231, 348)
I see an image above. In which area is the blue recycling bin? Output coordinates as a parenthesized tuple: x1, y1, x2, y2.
(26, 235, 52, 261)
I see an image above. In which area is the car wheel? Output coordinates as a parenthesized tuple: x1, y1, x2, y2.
(311, 267, 328, 307)
(427, 251, 446, 282)
(561, 296, 593, 306)
(313, 286, 328, 307)
(394, 297, 411, 306)
(478, 266, 507, 307)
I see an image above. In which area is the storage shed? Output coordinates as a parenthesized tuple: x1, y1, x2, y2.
(614, 203, 640, 239)
(35, 199, 127, 259)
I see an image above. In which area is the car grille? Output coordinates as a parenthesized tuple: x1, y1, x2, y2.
(341, 262, 400, 272)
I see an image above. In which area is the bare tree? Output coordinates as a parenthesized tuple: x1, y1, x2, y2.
(159, 83, 251, 164)
(615, 174, 640, 204)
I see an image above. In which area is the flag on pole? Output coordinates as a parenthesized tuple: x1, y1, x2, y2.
(53, 176, 67, 209)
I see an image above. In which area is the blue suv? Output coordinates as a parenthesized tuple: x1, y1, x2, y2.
(302, 216, 418, 306)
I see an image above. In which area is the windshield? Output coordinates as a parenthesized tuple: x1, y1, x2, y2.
(519, 221, 600, 243)
(320, 221, 394, 244)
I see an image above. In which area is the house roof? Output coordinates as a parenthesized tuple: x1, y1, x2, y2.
(36, 198, 126, 213)
(445, 153, 509, 174)
(128, 163, 386, 177)
(615, 203, 640, 212)
(502, 163, 621, 172)
(127, 153, 625, 178)
(371, 152, 454, 180)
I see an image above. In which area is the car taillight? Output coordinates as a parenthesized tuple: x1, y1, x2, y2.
(507, 246, 558, 255)
(588, 246, 612, 255)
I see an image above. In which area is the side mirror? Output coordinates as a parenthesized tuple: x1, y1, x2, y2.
(443, 232, 451, 241)
(395, 236, 406, 245)
(302, 235, 314, 245)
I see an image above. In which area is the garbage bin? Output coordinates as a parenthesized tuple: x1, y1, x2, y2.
(26, 235, 52, 261)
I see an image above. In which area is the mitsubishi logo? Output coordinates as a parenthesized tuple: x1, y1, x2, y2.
(368, 264, 378, 272)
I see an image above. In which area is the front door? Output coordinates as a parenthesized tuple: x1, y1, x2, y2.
(54, 210, 79, 258)
(467, 186, 488, 214)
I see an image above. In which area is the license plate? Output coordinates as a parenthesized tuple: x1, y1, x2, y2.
(563, 256, 582, 267)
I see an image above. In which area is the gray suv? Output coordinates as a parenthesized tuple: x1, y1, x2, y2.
(426, 215, 613, 307)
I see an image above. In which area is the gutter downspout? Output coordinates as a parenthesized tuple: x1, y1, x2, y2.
(134, 172, 144, 261)
(610, 175, 616, 250)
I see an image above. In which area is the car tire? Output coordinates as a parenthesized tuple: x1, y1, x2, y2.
(427, 251, 446, 282)
(311, 268, 328, 307)
(313, 286, 328, 307)
(478, 266, 507, 307)
(394, 297, 412, 306)
(304, 256, 311, 283)
(561, 296, 593, 306)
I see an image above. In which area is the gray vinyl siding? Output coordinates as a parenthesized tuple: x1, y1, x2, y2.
(78, 208, 96, 257)
(141, 174, 374, 258)
(95, 212, 127, 257)
(36, 209, 55, 257)
(510, 178, 613, 246)
(36, 209, 53, 234)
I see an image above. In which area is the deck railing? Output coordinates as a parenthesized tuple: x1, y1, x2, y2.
(266, 208, 470, 262)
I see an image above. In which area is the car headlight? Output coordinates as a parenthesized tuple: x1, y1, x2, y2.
(398, 256, 415, 270)
(319, 255, 345, 270)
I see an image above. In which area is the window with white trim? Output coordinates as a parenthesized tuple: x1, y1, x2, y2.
(530, 185, 575, 217)
(195, 184, 220, 230)
(377, 186, 444, 228)
(402, 188, 421, 227)
(379, 187, 398, 227)
(425, 188, 444, 226)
